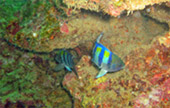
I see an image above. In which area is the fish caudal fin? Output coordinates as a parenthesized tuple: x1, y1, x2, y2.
(96, 68, 108, 78)
(96, 32, 104, 43)
(54, 64, 65, 71)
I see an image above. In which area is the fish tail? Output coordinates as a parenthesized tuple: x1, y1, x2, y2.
(96, 32, 104, 43)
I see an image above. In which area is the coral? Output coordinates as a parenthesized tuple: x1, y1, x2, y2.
(133, 74, 170, 108)
(142, 4, 170, 27)
(1, 0, 66, 52)
(0, 44, 39, 103)
(60, 22, 69, 34)
(0, 0, 26, 33)
(62, 22, 170, 107)
(1, 0, 170, 107)
(1, 0, 169, 52)
(0, 39, 72, 107)
(63, 56, 110, 107)
(130, 32, 170, 107)
(63, 55, 149, 107)
(63, 0, 169, 17)
(162, 78, 170, 101)
(133, 88, 163, 108)
(158, 32, 170, 48)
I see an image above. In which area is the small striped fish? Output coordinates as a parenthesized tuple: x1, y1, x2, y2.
(54, 49, 78, 77)
(92, 32, 125, 78)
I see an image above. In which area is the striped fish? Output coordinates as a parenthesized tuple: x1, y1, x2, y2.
(54, 49, 78, 77)
(92, 32, 125, 78)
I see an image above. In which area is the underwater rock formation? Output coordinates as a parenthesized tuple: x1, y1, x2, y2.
(142, 4, 170, 27)
(1, 0, 170, 107)
(0, 39, 72, 107)
(1, 0, 63, 52)
(63, 0, 169, 17)
(1, 0, 169, 53)
(62, 31, 170, 107)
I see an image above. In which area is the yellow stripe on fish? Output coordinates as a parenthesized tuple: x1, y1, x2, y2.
(92, 32, 125, 78)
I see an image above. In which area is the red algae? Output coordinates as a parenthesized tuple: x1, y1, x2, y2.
(6, 22, 21, 35)
(95, 81, 109, 90)
(60, 22, 69, 34)
(162, 78, 170, 100)
(133, 88, 163, 108)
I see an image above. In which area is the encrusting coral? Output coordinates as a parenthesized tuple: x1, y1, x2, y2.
(63, 0, 169, 17)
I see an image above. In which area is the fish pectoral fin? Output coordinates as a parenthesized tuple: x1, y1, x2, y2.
(65, 65, 72, 71)
(53, 64, 65, 72)
(96, 69, 108, 78)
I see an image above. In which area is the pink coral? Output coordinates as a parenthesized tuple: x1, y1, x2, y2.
(150, 72, 164, 85)
(133, 88, 163, 108)
(108, 5, 121, 17)
(134, 77, 170, 107)
(95, 81, 109, 90)
(134, 93, 150, 108)
(63, 73, 75, 85)
(60, 22, 69, 34)
(162, 78, 170, 101)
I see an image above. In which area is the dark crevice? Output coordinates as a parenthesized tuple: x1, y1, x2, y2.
(60, 81, 74, 108)
(141, 11, 169, 31)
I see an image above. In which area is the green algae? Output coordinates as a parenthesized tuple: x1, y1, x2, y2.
(0, 0, 67, 52)
(0, 0, 27, 33)
(0, 54, 39, 103)
(0, 39, 72, 107)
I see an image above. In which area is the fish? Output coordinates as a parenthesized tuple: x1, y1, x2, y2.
(54, 49, 78, 77)
(92, 32, 125, 78)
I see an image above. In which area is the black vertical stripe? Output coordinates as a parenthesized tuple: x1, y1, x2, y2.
(69, 53, 73, 68)
(60, 50, 64, 64)
(108, 52, 112, 69)
(58, 50, 62, 63)
(66, 52, 69, 66)
(67, 52, 72, 67)
(64, 51, 67, 65)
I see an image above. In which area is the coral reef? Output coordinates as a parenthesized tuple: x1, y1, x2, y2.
(63, 0, 169, 17)
(0, 39, 72, 107)
(63, 31, 170, 107)
(1, 0, 170, 52)
(61, 8, 170, 106)
(1, 0, 170, 108)
(1, 0, 65, 52)
(142, 4, 170, 27)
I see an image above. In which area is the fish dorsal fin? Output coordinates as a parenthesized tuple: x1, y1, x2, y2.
(96, 32, 104, 43)
(96, 68, 108, 78)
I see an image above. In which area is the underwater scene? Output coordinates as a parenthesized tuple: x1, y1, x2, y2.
(1, 0, 170, 108)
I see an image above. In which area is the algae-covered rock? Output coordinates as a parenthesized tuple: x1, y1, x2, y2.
(0, 0, 65, 52)
(142, 4, 170, 27)
(62, 31, 170, 107)
(0, 39, 72, 107)
(1, 0, 169, 53)
(63, 0, 169, 17)
(1, 0, 170, 107)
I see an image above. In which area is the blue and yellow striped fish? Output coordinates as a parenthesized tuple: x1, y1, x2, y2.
(54, 49, 78, 77)
(92, 32, 125, 78)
